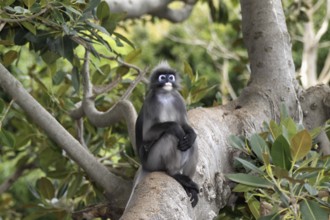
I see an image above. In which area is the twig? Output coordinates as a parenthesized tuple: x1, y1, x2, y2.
(0, 7, 49, 23)
(0, 163, 36, 194)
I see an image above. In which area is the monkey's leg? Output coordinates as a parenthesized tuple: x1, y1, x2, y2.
(172, 174, 199, 207)
(142, 135, 180, 172)
(166, 146, 199, 207)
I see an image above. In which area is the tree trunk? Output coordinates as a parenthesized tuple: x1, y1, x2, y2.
(121, 0, 306, 219)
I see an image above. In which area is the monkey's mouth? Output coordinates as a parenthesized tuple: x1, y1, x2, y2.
(163, 82, 173, 91)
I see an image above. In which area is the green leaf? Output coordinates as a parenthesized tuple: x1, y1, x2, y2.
(280, 117, 297, 139)
(300, 200, 328, 220)
(229, 135, 246, 150)
(71, 67, 80, 94)
(41, 50, 60, 64)
(116, 66, 129, 75)
(113, 32, 135, 48)
(291, 130, 312, 161)
(52, 71, 66, 85)
(235, 157, 264, 174)
(232, 183, 255, 192)
(96, 1, 110, 20)
(249, 134, 269, 162)
(280, 103, 289, 119)
(0, 99, 5, 113)
(84, 0, 101, 13)
(259, 213, 280, 220)
(184, 61, 194, 79)
(218, 1, 229, 24)
(36, 177, 55, 200)
(22, 21, 36, 35)
(67, 174, 83, 198)
(247, 195, 260, 219)
(0, 129, 15, 148)
(303, 183, 318, 196)
(3, 50, 18, 67)
(269, 120, 281, 139)
(271, 135, 292, 170)
(125, 48, 142, 63)
(226, 173, 272, 188)
(23, 0, 35, 8)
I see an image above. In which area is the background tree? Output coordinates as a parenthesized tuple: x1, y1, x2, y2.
(0, 0, 329, 219)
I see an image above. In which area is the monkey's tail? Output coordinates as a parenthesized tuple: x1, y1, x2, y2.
(125, 168, 149, 210)
(172, 174, 199, 207)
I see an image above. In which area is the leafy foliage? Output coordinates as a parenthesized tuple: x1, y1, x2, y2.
(226, 117, 330, 219)
(0, 0, 140, 219)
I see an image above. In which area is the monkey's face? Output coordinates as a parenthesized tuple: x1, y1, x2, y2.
(149, 69, 179, 91)
(158, 74, 175, 91)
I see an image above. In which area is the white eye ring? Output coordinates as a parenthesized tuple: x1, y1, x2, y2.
(158, 74, 166, 81)
(168, 74, 175, 81)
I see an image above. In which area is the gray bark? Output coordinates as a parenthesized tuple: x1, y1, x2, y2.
(106, 0, 197, 22)
(121, 0, 312, 219)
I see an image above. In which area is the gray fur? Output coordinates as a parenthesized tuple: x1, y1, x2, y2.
(126, 62, 199, 208)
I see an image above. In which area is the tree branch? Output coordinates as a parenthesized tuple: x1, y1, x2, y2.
(78, 51, 138, 150)
(0, 63, 132, 207)
(0, 163, 36, 194)
(106, 0, 197, 22)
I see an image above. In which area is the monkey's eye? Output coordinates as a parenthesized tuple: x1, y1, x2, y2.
(158, 74, 166, 82)
(168, 74, 175, 82)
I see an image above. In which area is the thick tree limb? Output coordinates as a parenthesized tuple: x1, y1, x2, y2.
(121, 0, 304, 219)
(0, 63, 132, 207)
(106, 0, 197, 22)
(300, 84, 330, 154)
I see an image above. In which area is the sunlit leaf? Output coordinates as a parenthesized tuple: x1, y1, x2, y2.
(125, 48, 142, 63)
(184, 61, 194, 79)
(269, 120, 281, 139)
(23, 0, 35, 8)
(96, 1, 109, 20)
(271, 135, 292, 170)
(291, 130, 312, 161)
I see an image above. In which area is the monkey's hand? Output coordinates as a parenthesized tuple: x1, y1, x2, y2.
(178, 132, 196, 151)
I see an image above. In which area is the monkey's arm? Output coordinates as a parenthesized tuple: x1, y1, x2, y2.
(140, 121, 185, 153)
(177, 123, 197, 151)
